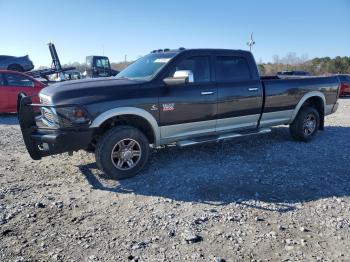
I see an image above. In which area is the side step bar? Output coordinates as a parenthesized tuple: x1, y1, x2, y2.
(176, 128, 271, 147)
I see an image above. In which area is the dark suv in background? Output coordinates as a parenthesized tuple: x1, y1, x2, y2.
(0, 55, 34, 72)
(85, 56, 119, 78)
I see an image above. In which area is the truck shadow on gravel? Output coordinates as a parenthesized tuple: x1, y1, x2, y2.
(79, 126, 350, 213)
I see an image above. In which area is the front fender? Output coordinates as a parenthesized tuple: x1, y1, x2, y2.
(90, 107, 160, 146)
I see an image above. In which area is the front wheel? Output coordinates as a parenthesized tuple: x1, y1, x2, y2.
(289, 106, 320, 142)
(95, 126, 150, 180)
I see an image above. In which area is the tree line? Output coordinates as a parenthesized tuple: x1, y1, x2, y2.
(39, 53, 350, 76)
(258, 53, 350, 76)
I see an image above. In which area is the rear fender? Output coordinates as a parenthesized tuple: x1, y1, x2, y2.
(290, 91, 326, 123)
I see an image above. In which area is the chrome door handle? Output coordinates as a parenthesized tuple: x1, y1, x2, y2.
(248, 88, 258, 91)
(201, 91, 214, 95)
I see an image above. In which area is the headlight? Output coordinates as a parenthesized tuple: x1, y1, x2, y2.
(56, 106, 91, 127)
(41, 106, 91, 128)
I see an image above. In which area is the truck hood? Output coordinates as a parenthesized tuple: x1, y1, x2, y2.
(39, 77, 145, 105)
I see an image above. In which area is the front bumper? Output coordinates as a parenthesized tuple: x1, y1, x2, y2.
(17, 93, 93, 160)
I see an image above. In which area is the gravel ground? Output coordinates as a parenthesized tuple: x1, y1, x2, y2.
(0, 99, 349, 262)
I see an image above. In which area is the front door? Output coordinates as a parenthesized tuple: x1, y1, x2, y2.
(159, 55, 217, 142)
(215, 54, 263, 132)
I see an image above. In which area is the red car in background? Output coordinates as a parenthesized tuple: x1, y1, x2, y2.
(0, 70, 46, 113)
(338, 74, 350, 97)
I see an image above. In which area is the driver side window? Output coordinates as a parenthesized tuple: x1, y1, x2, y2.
(170, 56, 210, 83)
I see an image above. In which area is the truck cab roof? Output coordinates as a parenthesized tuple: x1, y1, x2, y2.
(151, 48, 252, 55)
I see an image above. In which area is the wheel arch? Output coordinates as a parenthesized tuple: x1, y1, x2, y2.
(290, 91, 326, 127)
(90, 107, 160, 145)
(7, 63, 24, 72)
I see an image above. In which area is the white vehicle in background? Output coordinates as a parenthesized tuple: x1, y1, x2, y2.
(64, 70, 82, 80)
(48, 71, 82, 82)
(48, 73, 65, 82)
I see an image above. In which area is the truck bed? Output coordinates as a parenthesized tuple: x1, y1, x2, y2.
(259, 76, 340, 127)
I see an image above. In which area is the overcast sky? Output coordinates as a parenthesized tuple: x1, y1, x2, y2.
(1, 0, 349, 68)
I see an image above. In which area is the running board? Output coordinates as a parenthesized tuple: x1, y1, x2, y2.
(176, 128, 271, 147)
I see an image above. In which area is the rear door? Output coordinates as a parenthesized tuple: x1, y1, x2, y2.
(3, 73, 35, 112)
(159, 54, 217, 141)
(215, 53, 263, 132)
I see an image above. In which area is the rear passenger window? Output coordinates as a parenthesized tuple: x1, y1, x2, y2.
(171, 56, 211, 83)
(216, 56, 251, 82)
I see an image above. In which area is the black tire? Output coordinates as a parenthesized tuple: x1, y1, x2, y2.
(95, 126, 150, 180)
(289, 106, 320, 142)
(8, 64, 24, 72)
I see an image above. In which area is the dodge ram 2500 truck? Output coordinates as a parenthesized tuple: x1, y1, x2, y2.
(17, 48, 340, 179)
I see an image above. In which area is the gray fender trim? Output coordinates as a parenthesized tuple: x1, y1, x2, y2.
(90, 107, 160, 145)
(290, 91, 326, 123)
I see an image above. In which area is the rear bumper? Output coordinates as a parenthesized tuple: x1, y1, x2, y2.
(17, 93, 93, 160)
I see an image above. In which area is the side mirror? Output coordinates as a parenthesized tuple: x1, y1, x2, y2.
(163, 70, 194, 86)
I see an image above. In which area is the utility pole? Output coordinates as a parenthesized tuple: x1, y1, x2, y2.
(247, 32, 255, 52)
(124, 54, 127, 63)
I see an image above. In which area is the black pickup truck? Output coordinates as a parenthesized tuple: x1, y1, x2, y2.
(18, 48, 340, 179)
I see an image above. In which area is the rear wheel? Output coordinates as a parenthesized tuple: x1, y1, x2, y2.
(95, 126, 150, 180)
(290, 106, 320, 142)
(8, 64, 24, 72)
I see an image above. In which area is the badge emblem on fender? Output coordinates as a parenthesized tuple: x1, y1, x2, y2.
(162, 103, 175, 111)
(150, 104, 158, 111)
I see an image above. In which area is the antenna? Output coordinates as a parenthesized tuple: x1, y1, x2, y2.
(247, 32, 255, 52)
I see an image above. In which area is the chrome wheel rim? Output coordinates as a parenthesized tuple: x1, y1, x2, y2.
(111, 139, 142, 170)
(303, 113, 316, 136)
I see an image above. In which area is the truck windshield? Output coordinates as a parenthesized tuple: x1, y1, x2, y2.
(116, 52, 177, 81)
